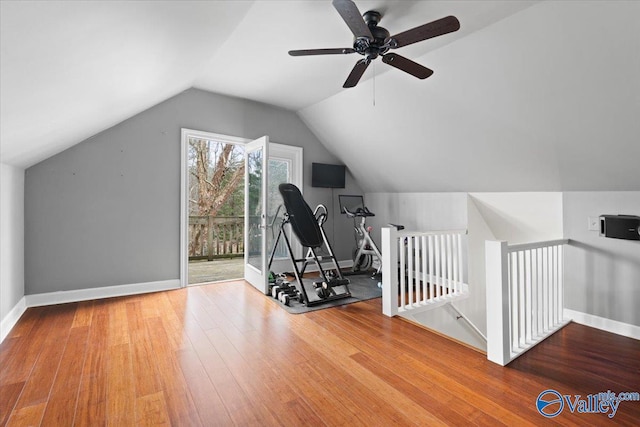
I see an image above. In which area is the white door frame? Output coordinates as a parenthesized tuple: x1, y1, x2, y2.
(180, 129, 249, 288)
(180, 128, 303, 288)
(243, 136, 270, 293)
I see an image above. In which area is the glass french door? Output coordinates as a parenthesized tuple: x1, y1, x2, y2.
(244, 136, 269, 293)
(266, 143, 303, 273)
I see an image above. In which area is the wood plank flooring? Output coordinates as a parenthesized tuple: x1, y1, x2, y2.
(1, 280, 639, 426)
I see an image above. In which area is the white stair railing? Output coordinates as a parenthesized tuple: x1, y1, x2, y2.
(382, 227, 469, 318)
(486, 239, 571, 366)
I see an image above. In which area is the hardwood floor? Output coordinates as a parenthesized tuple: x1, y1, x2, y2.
(1, 280, 639, 426)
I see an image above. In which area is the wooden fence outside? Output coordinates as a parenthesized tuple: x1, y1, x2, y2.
(189, 216, 246, 261)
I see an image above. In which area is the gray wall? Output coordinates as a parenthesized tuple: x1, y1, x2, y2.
(364, 192, 468, 244)
(563, 192, 640, 326)
(24, 88, 362, 294)
(1, 163, 25, 323)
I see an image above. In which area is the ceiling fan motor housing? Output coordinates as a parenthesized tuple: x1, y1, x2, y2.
(354, 10, 390, 60)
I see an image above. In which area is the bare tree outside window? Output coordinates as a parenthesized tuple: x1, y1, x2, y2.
(188, 138, 245, 257)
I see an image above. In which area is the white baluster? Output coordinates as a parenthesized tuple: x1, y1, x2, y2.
(428, 235, 434, 301)
(531, 248, 536, 336)
(558, 245, 564, 324)
(407, 236, 414, 306)
(518, 251, 527, 347)
(421, 236, 428, 303)
(446, 234, 452, 295)
(399, 236, 406, 310)
(510, 252, 518, 350)
(434, 235, 441, 299)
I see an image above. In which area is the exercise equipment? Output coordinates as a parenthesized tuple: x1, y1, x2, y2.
(269, 274, 304, 306)
(268, 183, 351, 306)
(339, 195, 383, 274)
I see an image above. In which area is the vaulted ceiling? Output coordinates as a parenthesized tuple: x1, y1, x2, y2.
(2, 1, 639, 191)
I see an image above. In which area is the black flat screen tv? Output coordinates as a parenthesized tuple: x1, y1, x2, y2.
(312, 163, 346, 188)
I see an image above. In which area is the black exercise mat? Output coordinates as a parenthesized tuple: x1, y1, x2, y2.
(271, 273, 382, 314)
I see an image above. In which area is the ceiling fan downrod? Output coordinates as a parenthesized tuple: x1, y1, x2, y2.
(354, 11, 390, 61)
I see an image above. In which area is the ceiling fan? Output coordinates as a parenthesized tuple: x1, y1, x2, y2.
(289, 0, 460, 88)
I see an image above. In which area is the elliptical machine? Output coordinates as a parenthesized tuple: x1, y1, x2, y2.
(339, 195, 383, 274)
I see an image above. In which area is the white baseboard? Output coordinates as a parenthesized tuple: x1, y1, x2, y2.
(1, 279, 180, 344)
(564, 308, 640, 341)
(25, 279, 180, 307)
(1, 296, 27, 343)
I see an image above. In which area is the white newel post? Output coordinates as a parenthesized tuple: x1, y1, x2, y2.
(382, 226, 398, 317)
(486, 240, 511, 366)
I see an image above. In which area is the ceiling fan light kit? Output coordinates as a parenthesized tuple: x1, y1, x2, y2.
(288, 0, 460, 88)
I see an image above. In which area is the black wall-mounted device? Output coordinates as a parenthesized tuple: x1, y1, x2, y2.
(599, 215, 640, 241)
(311, 163, 346, 188)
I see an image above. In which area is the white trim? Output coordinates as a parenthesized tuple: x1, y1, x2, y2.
(397, 229, 468, 238)
(25, 279, 180, 308)
(244, 136, 270, 294)
(564, 308, 640, 340)
(269, 142, 303, 190)
(181, 128, 250, 146)
(180, 129, 251, 289)
(180, 129, 189, 289)
(1, 279, 180, 343)
(1, 297, 27, 343)
(508, 239, 569, 253)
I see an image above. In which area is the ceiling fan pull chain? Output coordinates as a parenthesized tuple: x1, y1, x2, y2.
(373, 61, 376, 107)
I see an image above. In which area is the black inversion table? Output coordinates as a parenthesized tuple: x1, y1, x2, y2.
(268, 183, 351, 306)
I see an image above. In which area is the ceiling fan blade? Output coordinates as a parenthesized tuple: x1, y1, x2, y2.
(343, 59, 370, 88)
(289, 48, 355, 56)
(382, 53, 433, 79)
(388, 15, 460, 49)
(332, 0, 373, 40)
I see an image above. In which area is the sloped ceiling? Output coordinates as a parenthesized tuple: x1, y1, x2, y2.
(300, 0, 640, 191)
(1, 0, 534, 168)
(193, 0, 536, 110)
(2, 1, 639, 192)
(0, 0, 253, 167)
